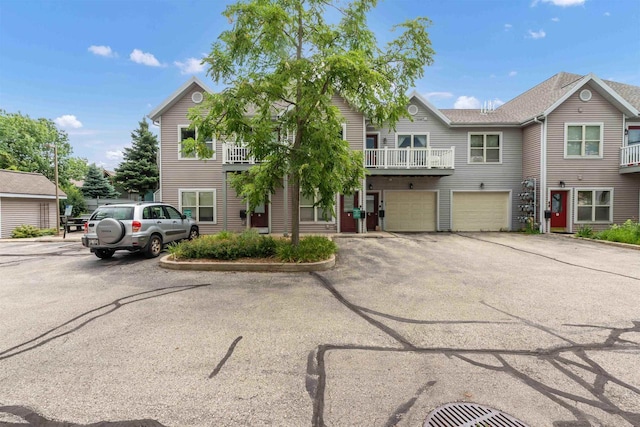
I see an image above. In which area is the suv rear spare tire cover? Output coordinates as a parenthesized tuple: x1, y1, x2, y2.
(96, 218, 126, 244)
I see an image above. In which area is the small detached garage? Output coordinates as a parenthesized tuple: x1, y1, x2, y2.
(451, 191, 511, 231)
(0, 170, 66, 238)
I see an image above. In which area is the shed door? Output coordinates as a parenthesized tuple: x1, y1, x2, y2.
(384, 191, 437, 232)
(452, 192, 510, 231)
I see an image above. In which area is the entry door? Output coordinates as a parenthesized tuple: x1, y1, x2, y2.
(340, 192, 359, 232)
(366, 193, 379, 231)
(251, 203, 269, 228)
(550, 191, 568, 229)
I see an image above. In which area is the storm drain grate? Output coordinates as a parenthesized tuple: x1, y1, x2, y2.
(424, 402, 529, 427)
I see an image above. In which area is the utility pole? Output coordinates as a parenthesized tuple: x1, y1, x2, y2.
(53, 143, 60, 236)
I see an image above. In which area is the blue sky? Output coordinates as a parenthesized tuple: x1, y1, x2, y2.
(1, 0, 639, 170)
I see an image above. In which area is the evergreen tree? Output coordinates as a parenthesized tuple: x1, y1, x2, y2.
(114, 119, 159, 195)
(82, 163, 118, 198)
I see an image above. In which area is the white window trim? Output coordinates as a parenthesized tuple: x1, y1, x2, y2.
(467, 132, 503, 164)
(178, 188, 217, 224)
(299, 191, 336, 224)
(340, 123, 347, 141)
(395, 133, 430, 149)
(574, 187, 613, 224)
(178, 125, 216, 160)
(564, 123, 604, 159)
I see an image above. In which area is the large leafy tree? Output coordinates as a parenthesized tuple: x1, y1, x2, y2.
(0, 110, 85, 186)
(82, 163, 118, 199)
(188, 0, 434, 245)
(114, 119, 159, 196)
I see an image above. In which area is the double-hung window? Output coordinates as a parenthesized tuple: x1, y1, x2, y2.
(178, 126, 215, 160)
(468, 133, 501, 163)
(300, 192, 334, 223)
(576, 189, 612, 223)
(565, 123, 603, 158)
(180, 189, 216, 223)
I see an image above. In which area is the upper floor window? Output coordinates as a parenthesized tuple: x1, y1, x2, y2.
(468, 133, 501, 163)
(565, 123, 603, 158)
(178, 126, 215, 160)
(397, 134, 428, 149)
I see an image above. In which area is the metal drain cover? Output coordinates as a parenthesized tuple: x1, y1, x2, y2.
(424, 402, 529, 427)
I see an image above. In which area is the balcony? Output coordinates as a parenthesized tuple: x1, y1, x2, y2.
(222, 143, 257, 171)
(620, 145, 640, 174)
(365, 147, 455, 176)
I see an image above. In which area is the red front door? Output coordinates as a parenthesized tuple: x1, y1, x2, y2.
(550, 191, 568, 229)
(250, 203, 269, 228)
(340, 193, 358, 232)
(366, 193, 379, 231)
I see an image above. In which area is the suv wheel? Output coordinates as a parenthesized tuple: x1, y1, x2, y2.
(145, 234, 163, 258)
(189, 227, 199, 240)
(95, 249, 115, 259)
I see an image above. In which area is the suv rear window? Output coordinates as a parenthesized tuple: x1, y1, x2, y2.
(91, 206, 134, 221)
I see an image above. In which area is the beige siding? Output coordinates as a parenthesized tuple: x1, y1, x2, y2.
(451, 192, 510, 231)
(0, 198, 57, 238)
(546, 82, 640, 230)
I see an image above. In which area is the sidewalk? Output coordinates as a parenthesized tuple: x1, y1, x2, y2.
(0, 233, 84, 243)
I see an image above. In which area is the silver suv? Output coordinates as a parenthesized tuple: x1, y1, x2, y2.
(82, 202, 199, 259)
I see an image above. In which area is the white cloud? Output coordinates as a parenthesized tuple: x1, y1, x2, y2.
(508, 71, 518, 77)
(551, 17, 560, 22)
(130, 49, 163, 67)
(454, 96, 481, 109)
(174, 57, 205, 75)
(489, 74, 497, 78)
(493, 99, 505, 107)
(528, 29, 547, 39)
(106, 150, 124, 161)
(532, 0, 585, 6)
(88, 45, 116, 58)
(54, 115, 83, 129)
(604, 12, 610, 16)
(504, 23, 512, 31)
(425, 91, 453, 100)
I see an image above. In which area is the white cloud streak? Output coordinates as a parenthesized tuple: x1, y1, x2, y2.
(130, 49, 163, 67)
(88, 45, 116, 57)
(106, 150, 124, 161)
(509, 71, 518, 77)
(528, 29, 547, 39)
(54, 115, 83, 129)
(454, 96, 481, 109)
(425, 91, 454, 100)
(551, 17, 560, 22)
(174, 57, 205, 75)
(532, 0, 585, 6)
(504, 23, 512, 31)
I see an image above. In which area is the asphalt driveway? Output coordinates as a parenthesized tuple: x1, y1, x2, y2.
(0, 233, 638, 426)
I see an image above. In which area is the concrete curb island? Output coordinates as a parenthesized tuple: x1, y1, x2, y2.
(159, 254, 336, 272)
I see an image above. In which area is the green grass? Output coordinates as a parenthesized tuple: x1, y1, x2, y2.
(11, 224, 56, 238)
(592, 220, 640, 245)
(167, 230, 336, 263)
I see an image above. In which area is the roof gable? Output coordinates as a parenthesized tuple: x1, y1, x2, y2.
(0, 169, 67, 198)
(407, 91, 451, 125)
(148, 76, 212, 122)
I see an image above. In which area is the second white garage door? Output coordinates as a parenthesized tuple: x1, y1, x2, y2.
(384, 190, 437, 232)
(451, 191, 510, 231)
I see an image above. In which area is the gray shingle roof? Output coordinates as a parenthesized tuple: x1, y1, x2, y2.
(440, 72, 640, 125)
(0, 169, 66, 198)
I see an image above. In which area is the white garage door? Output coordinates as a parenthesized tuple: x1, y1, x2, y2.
(452, 191, 510, 231)
(384, 191, 437, 232)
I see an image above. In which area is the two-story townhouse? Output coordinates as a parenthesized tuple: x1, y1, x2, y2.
(149, 72, 640, 235)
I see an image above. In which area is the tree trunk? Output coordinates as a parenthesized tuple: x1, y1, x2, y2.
(290, 171, 300, 247)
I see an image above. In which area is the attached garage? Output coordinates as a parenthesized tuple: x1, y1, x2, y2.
(451, 191, 510, 231)
(384, 190, 437, 232)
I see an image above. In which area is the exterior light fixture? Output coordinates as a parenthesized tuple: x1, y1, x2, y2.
(409, 183, 414, 189)
(624, 129, 629, 136)
(480, 182, 484, 189)
(368, 183, 373, 190)
(560, 181, 566, 188)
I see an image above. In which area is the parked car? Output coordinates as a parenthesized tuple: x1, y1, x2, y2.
(82, 202, 199, 259)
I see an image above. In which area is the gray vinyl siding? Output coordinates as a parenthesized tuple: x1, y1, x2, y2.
(546, 82, 640, 230)
(0, 198, 57, 238)
(522, 123, 542, 222)
(370, 101, 523, 231)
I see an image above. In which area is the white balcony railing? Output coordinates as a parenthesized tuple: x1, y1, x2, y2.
(620, 144, 640, 167)
(222, 143, 256, 164)
(365, 147, 455, 169)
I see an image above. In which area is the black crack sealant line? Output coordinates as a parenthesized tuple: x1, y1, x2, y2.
(0, 405, 169, 426)
(308, 271, 640, 427)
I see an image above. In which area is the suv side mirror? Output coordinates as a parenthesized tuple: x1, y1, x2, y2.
(181, 214, 187, 220)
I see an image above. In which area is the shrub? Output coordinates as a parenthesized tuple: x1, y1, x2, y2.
(167, 232, 336, 262)
(576, 225, 594, 238)
(594, 220, 640, 245)
(10, 224, 55, 238)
